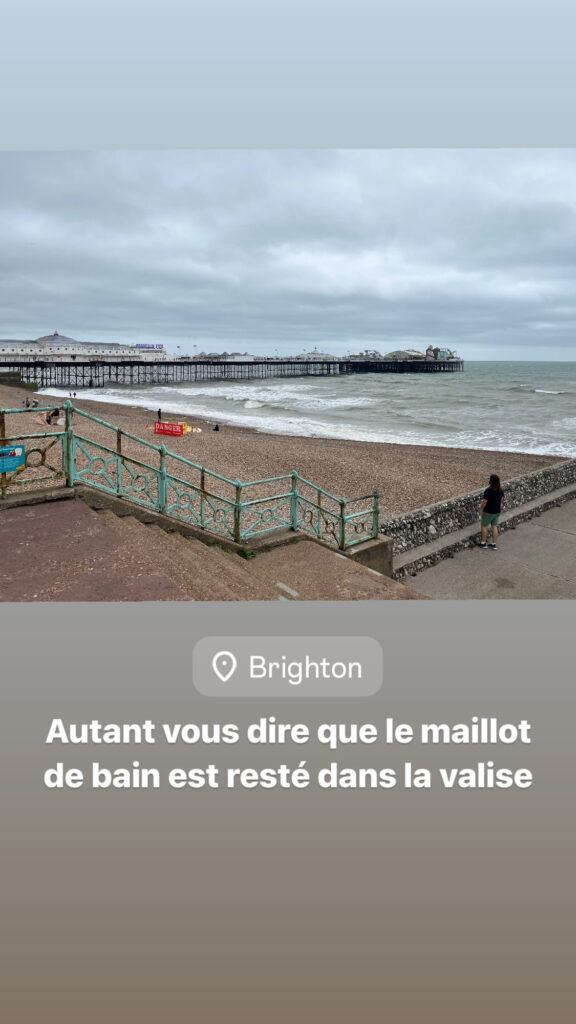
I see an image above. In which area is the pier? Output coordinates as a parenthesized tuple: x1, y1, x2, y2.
(1, 358, 464, 389)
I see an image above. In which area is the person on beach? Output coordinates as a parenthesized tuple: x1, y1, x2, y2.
(157, 408, 162, 422)
(478, 474, 504, 549)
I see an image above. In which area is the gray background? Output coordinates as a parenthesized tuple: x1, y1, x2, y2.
(1, 0, 576, 147)
(1, 602, 574, 1023)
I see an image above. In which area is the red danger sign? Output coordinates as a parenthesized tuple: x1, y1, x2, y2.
(154, 422, 184, 436)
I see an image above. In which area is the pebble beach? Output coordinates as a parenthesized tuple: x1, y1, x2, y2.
(0, 382, 564, 514)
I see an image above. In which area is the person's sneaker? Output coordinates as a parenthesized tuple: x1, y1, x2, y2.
(488, 543, 497, 549)
(477, 541, 487, 548)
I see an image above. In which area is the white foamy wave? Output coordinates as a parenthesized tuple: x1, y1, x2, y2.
(39, 362, 576, 458)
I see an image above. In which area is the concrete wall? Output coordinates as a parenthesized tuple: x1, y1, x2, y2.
(380, 459, 576, 555)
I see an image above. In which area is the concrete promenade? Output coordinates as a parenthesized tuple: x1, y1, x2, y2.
(405, 500, 576, 599)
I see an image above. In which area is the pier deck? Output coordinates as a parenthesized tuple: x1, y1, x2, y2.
(1, 358, 464, 389)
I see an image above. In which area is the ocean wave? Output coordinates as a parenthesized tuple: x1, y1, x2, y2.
(506, 385, 572, 396)
(39, 368, 576, 458)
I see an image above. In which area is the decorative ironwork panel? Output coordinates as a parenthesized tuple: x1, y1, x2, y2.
(0, 435, 65, 496)
(239, 495, 294, 538)
(201, 493, 236, 539)
(341, 493, 379, 548)
(73, 437, 119, 495)
(294, 495, 342, 547)
(164, 477, 203, 527)
(343, 510, 377, 547)
(119, 457, 159, 509)
(165, 476, 236, 539)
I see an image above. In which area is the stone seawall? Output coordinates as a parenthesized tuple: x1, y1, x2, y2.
(381, 459, 576, 555)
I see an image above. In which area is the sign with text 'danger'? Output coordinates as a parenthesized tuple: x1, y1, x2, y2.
(154, 422, 184, 436)
(0, 445, 25, 474)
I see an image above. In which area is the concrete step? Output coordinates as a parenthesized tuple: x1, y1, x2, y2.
(86, 500, 423, 600)
(94, 511, 196, 596)
(0, 486, 75, 510)
(1, 497, 422, 602)
(394, 482, 576, 578)
(168, 531, 277, 600)
(0, 501, 189, 601)
(106, 507, 424, 601)
(141, 525, 242, 601)
(110, 514, 275, 600)
(108, 516, 239, 601)
(245, 540, 425, 600)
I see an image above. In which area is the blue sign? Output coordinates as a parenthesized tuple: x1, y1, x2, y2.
(0, 445, 25, 474)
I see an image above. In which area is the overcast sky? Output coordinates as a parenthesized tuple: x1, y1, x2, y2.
(1, 149, 575, 359)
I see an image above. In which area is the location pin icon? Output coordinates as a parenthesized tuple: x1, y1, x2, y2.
(212, 650, 238, 683)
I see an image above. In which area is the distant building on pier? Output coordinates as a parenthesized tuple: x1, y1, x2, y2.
(292, 348, 338, 361)
(348, 349, 384, 360)
(0, 331, 168, 363)
(192, 351, 257, 362)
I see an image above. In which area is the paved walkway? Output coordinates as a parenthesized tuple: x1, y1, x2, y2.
(404, 500, 576, 599)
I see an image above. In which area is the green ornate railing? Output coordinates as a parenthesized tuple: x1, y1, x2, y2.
(0, 402, 380, 550)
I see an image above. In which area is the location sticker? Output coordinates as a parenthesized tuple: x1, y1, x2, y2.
(212, 650, 238, 683)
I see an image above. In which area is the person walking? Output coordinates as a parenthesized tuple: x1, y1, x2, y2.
(157, 408, 162, 422)
(478, 474, 504, 549)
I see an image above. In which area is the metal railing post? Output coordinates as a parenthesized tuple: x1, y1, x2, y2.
(116, 427, 122, 496)
(234, 481, 243, 543)
(339, 498, 347, 550)
(0, 410, 6, 499)
(64, 401, 74, 487)
(290, 471, 298, 530)
(372, 489, 380, 539)
(158, 445, 167, 514)
(200, 468, 206, 528)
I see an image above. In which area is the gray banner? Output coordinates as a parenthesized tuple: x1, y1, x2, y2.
(1, 601, 574, 1023)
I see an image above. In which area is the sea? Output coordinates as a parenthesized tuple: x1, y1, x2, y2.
(42, 361, 576, 458)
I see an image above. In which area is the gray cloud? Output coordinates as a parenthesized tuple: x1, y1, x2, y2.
(1, 150, 576, 358)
